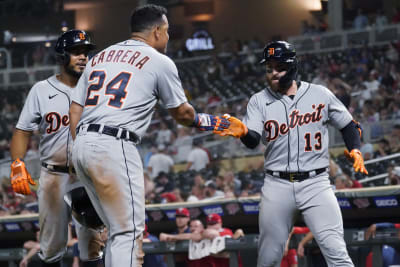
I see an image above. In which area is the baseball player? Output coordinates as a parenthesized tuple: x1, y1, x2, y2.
(68, 5, 229, 267)
(9, 30, 103, 267)
(215, 41, 368, 267)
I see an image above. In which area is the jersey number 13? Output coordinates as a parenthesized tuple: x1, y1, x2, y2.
(304, 132, 322, 152)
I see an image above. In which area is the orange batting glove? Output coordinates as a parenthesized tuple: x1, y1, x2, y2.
(10, 158, 36, 195)
(344, 149, 368, 175)
(214, 114, 248, 138)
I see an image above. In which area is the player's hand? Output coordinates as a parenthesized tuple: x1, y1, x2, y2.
(10, 158, 36, 195)
(214, 114, 248, 138)
(194, 113, 230, 132)
(297, 243, 305, 258)
(344, 149, 368, 175)
(365, 224, 377, 240)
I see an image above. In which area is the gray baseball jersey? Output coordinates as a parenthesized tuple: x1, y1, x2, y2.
(72, 39, 187, 137)
(243, 81, 352, 172)
(247, 82, 355, 267)
(71, 39, 187, 267)
(16, 75, 73, 165)
(15, 74, 102, 262)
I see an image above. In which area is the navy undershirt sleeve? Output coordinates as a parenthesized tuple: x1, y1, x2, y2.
(340, 121, 361, 151)
(240, 129, 261, 149)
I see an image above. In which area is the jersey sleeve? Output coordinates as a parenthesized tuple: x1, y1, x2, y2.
(325, 87, 353, 130)
(155, 55, 187, 109)
(71, 70, 88, 106)
(15, 85, 41, 131)
(242, 94, 264, 135)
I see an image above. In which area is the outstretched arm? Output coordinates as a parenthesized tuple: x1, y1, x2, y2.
(69, 102, 84, 140)
(169, 102, 230, 131)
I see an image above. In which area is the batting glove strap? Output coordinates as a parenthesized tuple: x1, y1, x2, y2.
(193, 113, 230, 131)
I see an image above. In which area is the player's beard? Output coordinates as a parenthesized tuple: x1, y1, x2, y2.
(267, 76, 288, 94)
(65, 63, 83, 79)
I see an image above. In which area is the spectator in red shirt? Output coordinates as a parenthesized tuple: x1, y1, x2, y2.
(281, 227, 310, 267)
(159, 219, 207, 267)
(202, 213, 243, 267)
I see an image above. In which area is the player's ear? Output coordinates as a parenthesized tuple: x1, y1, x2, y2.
(154, 25, 162, 40)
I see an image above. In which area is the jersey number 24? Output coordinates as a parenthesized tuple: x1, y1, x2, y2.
(85, 70, 132, 108)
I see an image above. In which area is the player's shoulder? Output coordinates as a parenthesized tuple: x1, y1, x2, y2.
(152, 51, 177, 71)
(300, 81, 334, 98)
(249, 89, 275, 104)
(28, 75, 56, 95)
(304, 81, 330, 93)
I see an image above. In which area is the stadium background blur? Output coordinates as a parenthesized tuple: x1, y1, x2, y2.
(1, 0, 400, 266)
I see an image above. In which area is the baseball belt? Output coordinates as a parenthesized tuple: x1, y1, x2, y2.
(266, 167, 327, 182)
(77, 124, 140, 144)
(42, 162, 75, 174)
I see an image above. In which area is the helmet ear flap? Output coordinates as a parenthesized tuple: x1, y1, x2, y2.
(63, 51, 70, 65)
(56, 52, 70, 65)
(279, 58, 298, 89)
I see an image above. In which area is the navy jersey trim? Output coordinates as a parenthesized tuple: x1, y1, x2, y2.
(121, 140, 136, 266)
(295, 82, 311, 171)
(47, 79, 71, 103)
(278, 99, 291, 172)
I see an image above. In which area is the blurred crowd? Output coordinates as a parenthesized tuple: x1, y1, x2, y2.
(0, 29, 400, 213)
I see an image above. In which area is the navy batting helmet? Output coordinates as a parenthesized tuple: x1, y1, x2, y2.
(260, 41, 296, 65)
(55, 30, 96, 64)
(260, 40, 298, 89)
(65, 186, 104, 230)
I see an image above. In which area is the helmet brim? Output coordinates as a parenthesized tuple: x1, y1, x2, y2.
(65, 42, 96, 52)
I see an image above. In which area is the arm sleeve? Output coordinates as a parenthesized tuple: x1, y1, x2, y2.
(326, 87, 353, 129)
(242, 94, 264, 136)
(240, 129, 261, 149)
(15, 85, 41, 131)
(155, 56, 187, 109)
(340, 121, 361, 151)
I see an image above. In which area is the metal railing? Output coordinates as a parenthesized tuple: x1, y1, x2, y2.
(0, 65, 58, 88)
(288, 23, 400, 55)
(357, 153, 400, 185)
